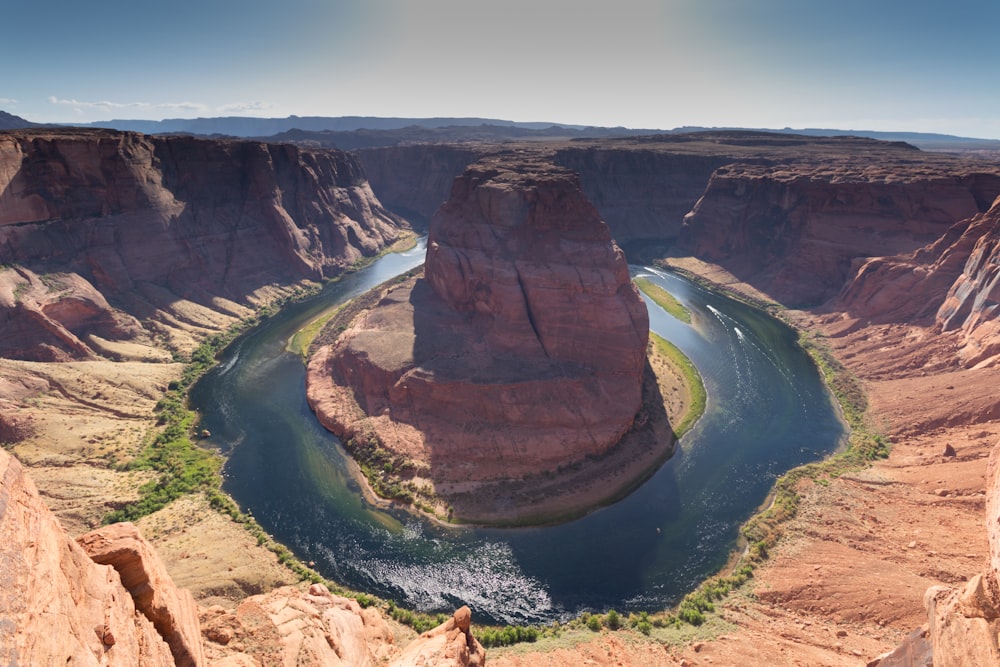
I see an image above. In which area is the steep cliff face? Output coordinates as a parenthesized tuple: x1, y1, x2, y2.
(934, 197, 1000, 367)
(680, 164, 1000, 306)
(0, 128, 407, 360)
(356, 144, 486, 225)
(425, 159, 649, 375)
(552, 145, 732, 244)
(836, 195, 1000, 368)
(0, 448, 184, 666)
(307, 157, 655, 522)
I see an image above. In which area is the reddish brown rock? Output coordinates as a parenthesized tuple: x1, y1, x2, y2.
(680, 164, 996, 306)
(201, 583, 484, 667)
(836, 194, 1000, 368)
(392, 605, 485, 667)
(0, 447, 176, 666)
(77, 522, 206, 667)
(921, 440, 1000, 665)
(308, 157, 653, 521)
(0, 128, 407, 360)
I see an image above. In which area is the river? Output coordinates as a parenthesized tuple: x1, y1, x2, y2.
(189, 239, 846, 625)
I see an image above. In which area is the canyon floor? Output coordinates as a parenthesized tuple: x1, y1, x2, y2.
(4, 255, 991, 665)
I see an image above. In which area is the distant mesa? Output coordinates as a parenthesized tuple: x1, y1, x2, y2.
(306, 156, 673, 524)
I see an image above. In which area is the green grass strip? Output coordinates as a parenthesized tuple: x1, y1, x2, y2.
(649, 332, 706, 438)
(635, 276, 692, 323)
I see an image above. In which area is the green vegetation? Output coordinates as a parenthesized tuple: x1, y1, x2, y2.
(478, 624, 542, 648)
(649, 332, 706, 437)
(12, 281, 29, 301)
(287, 304, 344, 359)
(104, 330, 248, 523)
(102, 281, 316, 524)
(635, 276, 692, 323)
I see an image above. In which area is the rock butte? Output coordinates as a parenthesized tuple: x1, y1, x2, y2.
(4, 125, 1000, 664)
(306, 157, 660, 523)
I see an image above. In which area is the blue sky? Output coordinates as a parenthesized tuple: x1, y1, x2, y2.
(3, 0, 998, 138)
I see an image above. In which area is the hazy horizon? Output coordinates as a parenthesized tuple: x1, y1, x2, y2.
(4, 0, 999, 140)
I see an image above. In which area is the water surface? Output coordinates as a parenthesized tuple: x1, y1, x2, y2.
(191, 243, 845, 624)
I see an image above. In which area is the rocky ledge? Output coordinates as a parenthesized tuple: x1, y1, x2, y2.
(306, 157, 672, 524)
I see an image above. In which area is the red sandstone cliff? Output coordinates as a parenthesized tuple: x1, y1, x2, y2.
(680, 162, 1000, 306)
(0, 447, 192, 666)
(0, 128, 408, 361)
(836, 194, 1000, 369)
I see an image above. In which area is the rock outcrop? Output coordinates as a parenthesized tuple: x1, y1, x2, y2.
(919, 439, 1000, 666)
(202, 585, 483, 667)
(837, 194, 1000, 368)
(0, 447, 179, 666)
(307, 156, 656, 522)
(680, 162, 1000, 306)
(0, 128, 407, 360)
(78, 522, 206, 667)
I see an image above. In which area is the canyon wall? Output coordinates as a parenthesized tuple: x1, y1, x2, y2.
(680, 164, 1000, 306)
(552, 144, 733, 244)
(357, 144, 487, 225)
(0, 128, 407, 360)
(357, 136, 1000, 312)
(836, 194, 1000, 368)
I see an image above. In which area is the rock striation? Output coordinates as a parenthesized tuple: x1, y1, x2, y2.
(0, 128, 407, 360)
(1, 446, 486, 667)
(837, 194, 1000, 368)
(680, 163, 1000, 306)
(307, 157, 654, 522)
(0, 447, 182, 666)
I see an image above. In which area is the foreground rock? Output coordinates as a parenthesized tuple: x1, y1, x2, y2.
(1, 446, 485, 666)
(203, 585, 484, 667)
(78, 522, 206, 667)
(0, 447, 179, 665)
(919, 433, 1000, 666)
(307, 156, 659, 523)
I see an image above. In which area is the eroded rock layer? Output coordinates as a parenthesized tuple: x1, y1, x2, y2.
(836, 194, 1000, 368)
(307, 157, 650, 512)
(0, 447, 181, 666)
(0, 128, 407, 360)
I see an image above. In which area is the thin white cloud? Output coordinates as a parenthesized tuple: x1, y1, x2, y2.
(0, 97, 18, 105)
(46, 96, 276, 118)
(47, 96, 209, 114)
(216, 101, 273, 114)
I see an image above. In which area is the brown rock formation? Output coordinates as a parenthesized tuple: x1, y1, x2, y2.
(78, 522, 206, 667)
(203, 585, 483, 667)
(680, 163, 1000, 306)
(392, 606, 485, 667)
(919, 440, 1000, 666)
(0, 128, 407, 360)
(308, 157, 656, 522)
(836, 194, 1000, 368)
(0, 447, 177, 666)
